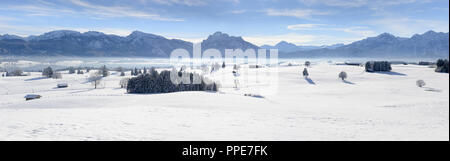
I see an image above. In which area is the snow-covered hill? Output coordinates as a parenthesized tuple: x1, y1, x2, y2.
(0, 63, 448, 140)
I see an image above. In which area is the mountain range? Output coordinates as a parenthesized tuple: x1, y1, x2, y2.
(0, 30, 448, 58)
(261, 41, 344, 53)
(282, 31, 449, 58)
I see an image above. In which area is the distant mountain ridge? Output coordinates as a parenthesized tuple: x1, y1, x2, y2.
(282, 31, 449, 58)
(0, 30, 193, 57)
(261, 41, 344, 52)
(1, 30, 448, 58)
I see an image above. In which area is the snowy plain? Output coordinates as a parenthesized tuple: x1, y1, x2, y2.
(0, 62, 448, 141)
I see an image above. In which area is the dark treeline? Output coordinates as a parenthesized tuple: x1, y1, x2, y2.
(435, 59, 449, 73)
(127, 68, 218, 94)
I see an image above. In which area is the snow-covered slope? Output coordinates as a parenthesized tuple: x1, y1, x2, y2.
(0, 63, 448, 140)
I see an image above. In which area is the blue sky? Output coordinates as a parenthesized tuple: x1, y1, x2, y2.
(0, 0, 448, 46)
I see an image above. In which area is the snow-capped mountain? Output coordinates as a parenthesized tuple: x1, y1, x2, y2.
(283, 31, 449, 58)
(261, 41, 344, 52)
(0, 30, 192, 57)
(201, 31, 259, 56)
(0, 30, 448, 58)
(0, 34, 24, 40)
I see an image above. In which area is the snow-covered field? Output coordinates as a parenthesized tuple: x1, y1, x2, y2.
(0, 63, 448, 140)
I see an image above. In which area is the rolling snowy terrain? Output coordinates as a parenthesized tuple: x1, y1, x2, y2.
(0, 62, 448, 140)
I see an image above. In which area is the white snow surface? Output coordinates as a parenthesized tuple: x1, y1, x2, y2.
(0, 64, 448, 141)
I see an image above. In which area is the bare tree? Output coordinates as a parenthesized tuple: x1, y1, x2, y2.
(119, 78, 130, 88)
(52, 72, 62, 79)
(339, 71, 347, 81)
(88, 71, 103, 89)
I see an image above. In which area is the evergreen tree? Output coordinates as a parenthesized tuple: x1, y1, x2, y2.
(100, 65, 109, 77)
(68, 67, 76, 74)
(134, 68, 139, 75)
(77, 69, 84, 74)
(302, 68, 309, 77)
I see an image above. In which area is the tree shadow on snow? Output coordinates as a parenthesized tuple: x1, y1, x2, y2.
(424, 87, 442, 93)
(372, 71, 407, 76)
(305, 77, 316, 85)
(25, 77, 49, 81)
(343, 80, 356, 85)
(70, 88, 96, 94)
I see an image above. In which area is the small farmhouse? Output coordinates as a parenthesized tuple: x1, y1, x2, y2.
(25, 94, 41, 101)
(57, 83, 68, 88)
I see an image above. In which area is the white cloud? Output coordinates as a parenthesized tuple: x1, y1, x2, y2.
(0, 22, 133, 37)
(265, 8, 331, 19)
(286, 24, 325, 30)
(368, 18, 449, 37)
(242, 33, 362, 46)
(68, 0, 183, 21)
(228, 10, 247, 14)
(299, 0, 429, 7)
(148, 0, 239, 6)
(5, 5, 76, 17)
(299, 0, 368, 7)
(287, 24, 376, 37)
(1, 0, 183, 21)
(150, 0, 207, 6)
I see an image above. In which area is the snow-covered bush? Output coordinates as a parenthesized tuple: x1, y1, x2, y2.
(416, 80, 426, 88)
(339, 71, 347, 81)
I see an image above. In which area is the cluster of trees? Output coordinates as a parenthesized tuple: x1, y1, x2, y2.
(127, 68, 218, 94)
(131, 67, 144, 76)
(3, 69, 24, 77)
(435, 59, 449, 73)
(365, 61, 392, 72)
(42, 66, 62, 79)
